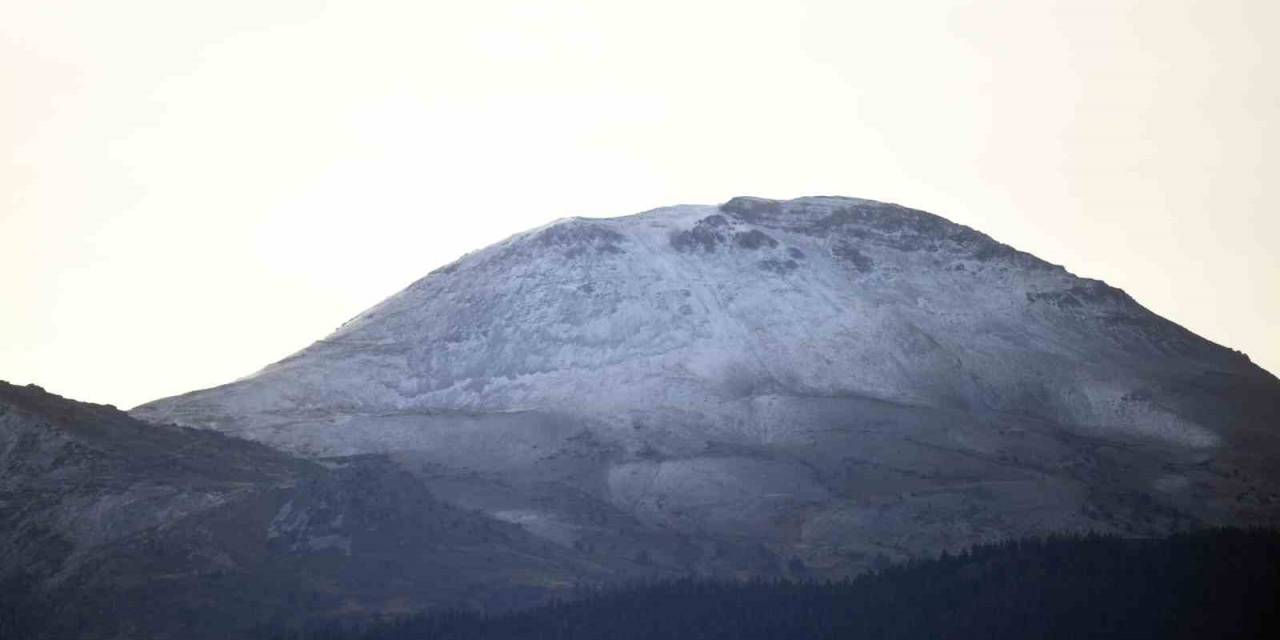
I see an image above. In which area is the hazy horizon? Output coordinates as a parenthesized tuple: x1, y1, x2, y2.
(3, 0, 1277, 408)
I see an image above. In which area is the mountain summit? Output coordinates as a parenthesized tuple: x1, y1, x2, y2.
(133, 196, 1280, 573)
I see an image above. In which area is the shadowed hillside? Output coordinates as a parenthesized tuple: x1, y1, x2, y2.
(0, 382, 636, 640)
(277, 528, 1280, 640)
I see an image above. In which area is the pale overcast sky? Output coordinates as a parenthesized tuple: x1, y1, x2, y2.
(2, 0, 1276, 408)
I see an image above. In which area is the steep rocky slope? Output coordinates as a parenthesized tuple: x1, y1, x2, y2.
(133, 196, 1280, 574)
(0, 382, 635, 639)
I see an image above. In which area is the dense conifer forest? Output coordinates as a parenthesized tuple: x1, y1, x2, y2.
(271, 528, 1280, 640)
(4, 528, 1276, 638)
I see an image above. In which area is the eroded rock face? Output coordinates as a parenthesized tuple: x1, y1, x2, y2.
(130, 196, 1280, 578)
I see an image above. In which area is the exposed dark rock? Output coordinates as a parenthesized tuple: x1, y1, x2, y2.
(733, 230, 779, 250)
(670, 216, 728, 253)
(831, 240, 874, 272)
(722, 196, 1053, 271)
(534, 221, 627, 256)
(1026, 281, 1132, 308)
(758, 258, 799, 274)
(720, 196, 783, 222)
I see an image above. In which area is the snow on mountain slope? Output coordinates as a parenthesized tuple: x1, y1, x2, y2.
(133, 196, 1280, 573)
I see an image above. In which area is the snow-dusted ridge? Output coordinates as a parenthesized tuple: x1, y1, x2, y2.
(133, 195, 1280, 572)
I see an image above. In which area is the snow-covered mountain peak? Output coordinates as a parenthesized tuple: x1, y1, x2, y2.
(131, 196, 1280, 570)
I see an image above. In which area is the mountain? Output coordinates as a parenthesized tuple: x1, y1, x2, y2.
(132, 195, 1280, 576)
(0, 381, 640, 640)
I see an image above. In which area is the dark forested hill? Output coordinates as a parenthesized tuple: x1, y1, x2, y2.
(0, 382, 623, 640)
(281, 528, 1280, 640)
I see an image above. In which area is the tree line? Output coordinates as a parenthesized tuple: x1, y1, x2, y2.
(271, 527, 1279, 640)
